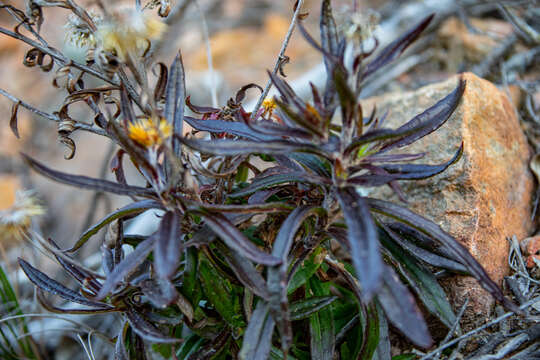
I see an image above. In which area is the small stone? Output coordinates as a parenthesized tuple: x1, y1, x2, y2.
(363, 72, 534, 328)
(520, 236, 540, 269)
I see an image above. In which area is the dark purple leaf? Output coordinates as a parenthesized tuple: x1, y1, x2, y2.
(230, 170, 330, 199)
(140, 278, 178, 308)
(215, 242, 270, 300)
(363, 14, 434, 79)
(268, 206, 326, 351)
(380, 143, 463, 180)
(379, 225, 467, 273)
(184, 117, 278, 141)
(155, 211, 182, 279)
(193, 211, 281, 266)
(290, 153, 331, 177)
(379, 225, 457, 328)
(248, 189, 281, 205)
(48, 239, 102, 294)
(347, 173, 397, 187)
(366, 197, 519, 312)
(18, 258, 113, 309)
(114, 324, 129, 360)
(381, 79, 466, 151)
(377, 266, 432, 348)
(95, 234, 157, 300)
(267, 71, 305, 111)
(320, 0, 339, 74)
(165, 51, 186, 156)
(21, 153, 154, 197)
(178, 137, 327, 157)
(275, 99, 325, 138)
(239, 302, 275, 360)
(69, 200, 163, 253)
(363, 152, 426, 164)
(193, 202, 293, 214)
(36, 290, 116, 314)
(126, 308, 180, 343)
(336, 187, 382, 301)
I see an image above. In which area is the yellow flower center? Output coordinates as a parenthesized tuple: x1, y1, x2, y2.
(128, 117, 172, 147)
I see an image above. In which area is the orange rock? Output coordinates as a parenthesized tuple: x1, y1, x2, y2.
(364, 72, 533, 328)
(0, 175, 20, 210)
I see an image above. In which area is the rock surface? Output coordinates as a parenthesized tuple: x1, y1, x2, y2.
(363, 72, 533, 327)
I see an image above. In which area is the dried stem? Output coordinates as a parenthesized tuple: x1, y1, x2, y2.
(420, 297, 540, 359)
(250, 0, 305, 121)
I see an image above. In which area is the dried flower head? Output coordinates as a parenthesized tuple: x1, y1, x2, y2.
(64, 12, 101, 50)
(0, 190, 44, 239)
(128, 117, 172, 147)
(96, 11, 167, 61)
(338, 8, 380, 42)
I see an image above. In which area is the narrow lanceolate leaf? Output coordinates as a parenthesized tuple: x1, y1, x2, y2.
(380, 226, 467, 273)
(320, 0, 339, 74)
(178, 137, 327, 158)
(268, 206, 326, 353)
(335, 187, 382, 301)
(193, 211, 281, 266)
(239, 302, 275, 360)
(198, 252, 245, 330)
(126, 308, 180, 343)
(155, 211, 182, 279)
(230, 170, 330, 199)
(363, 14, 434, 79)
(96, 234, 157, 300)
(366, 197, 519, 312)
(290, 296, 337, 321)
(377, 266, 432, 348)
(18, 258, 112, 309)
(380, 143, 463, 180)
(193, 202, 294, 214)
(215, 242, 270, 300)
(114, 324, 129, 360)
(184, 117, 279, 141)
(165, 52, 186, 156)
(69, 200, 163, 253)
(140, 278, 178, 308)
(309, 279, 335, 360)
(21, 154, 154, 197)
(381, 79, 466, 152)
(379, 225, 456, 328)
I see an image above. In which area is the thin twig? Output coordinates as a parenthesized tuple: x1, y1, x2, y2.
(250, 0, 305, 120)
(420, 297, 540, 360)
(0, 26, 116, 85)
(433, 297, 469, 360)
(0, 88, 109, 137)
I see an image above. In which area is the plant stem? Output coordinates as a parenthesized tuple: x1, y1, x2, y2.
(250, 0, 305, 121)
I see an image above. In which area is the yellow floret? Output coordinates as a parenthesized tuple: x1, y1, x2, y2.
(128, 117, 172, 147)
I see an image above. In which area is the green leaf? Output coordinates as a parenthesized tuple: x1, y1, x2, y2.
(198, 252, 245, 333)
(290, 296, 337, 321)
(379, 225, 456, 328)
(308, 278, 335, 360)
(288, 248, 324, 294)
